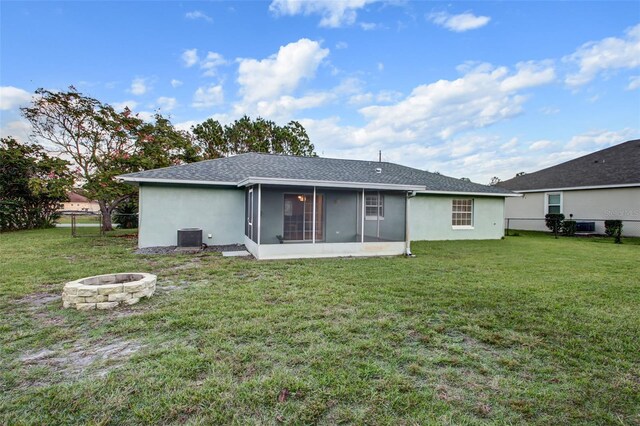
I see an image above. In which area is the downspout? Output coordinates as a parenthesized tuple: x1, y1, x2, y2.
(405, 191, 417, 256)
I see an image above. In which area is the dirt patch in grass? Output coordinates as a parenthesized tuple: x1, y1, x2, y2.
(19, 338, 145, 385)
(15, 292, 61, 307)
(135, 244, 247, 255)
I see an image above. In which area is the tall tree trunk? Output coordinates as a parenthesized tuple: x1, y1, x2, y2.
(99, 195, 131, 232)
(98, 200, 113, 232)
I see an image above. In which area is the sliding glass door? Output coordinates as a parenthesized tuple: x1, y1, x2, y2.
(283, 193, 324, 241)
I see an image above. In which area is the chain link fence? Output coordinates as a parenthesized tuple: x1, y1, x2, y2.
(57, 212, 138, 237)
(505, 217, 640, 239)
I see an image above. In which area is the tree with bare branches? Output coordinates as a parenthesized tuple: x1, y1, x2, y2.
(22, 87, 196, 231)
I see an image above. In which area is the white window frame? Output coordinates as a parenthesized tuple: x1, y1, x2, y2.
(365, 192, 384, 221)
(544, 192, 563, 215)
(452, 198, 474, 229)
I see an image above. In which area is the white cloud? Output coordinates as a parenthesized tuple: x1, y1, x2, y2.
(287, 59, 560, 182)
(156, 97, 177, 112)
(377, 62, 384, 72)
(269, 0, 377, 28)
(0, 86, 32, 110)
(185, 10, 213, 22)
(201, 51, 228, 77)
(627, 75, 640, 90)
(111, 100, 138, 111)
(500, 60, 556, 92)
(171, 79, 183, 88)
(501, 137, 518, 151)
(0, 119, 32, 141)
(136, 111, 157, 122)
(192, 85, 224, 108)
(564, 23, 640, 87)
(540, 105, 560, 115)
(182, 48, 199, 67)
(357, 61, 555, 142)
(428, 11, 491, 32)
(360, 22, 381, 31)
(251, 93, 334, 118)
(529, 140, 552, 150)
(129, 78, 148, 95)
(236, 38, 329, 105)
(566, 128, 638, 149)
(336, 41, 348, 49)
(348, 93, 374, 105)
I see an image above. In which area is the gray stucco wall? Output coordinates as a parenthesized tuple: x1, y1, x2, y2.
(504, 187, 640, 236)
(326, 191, 359, 243)
(362, 192, 406, 241)
(410, 194, 505, 240)
(138, 184, 245, 248)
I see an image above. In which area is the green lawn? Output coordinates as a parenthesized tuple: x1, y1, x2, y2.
(0, 229, 638, 425)
(56, 215, 102, 224)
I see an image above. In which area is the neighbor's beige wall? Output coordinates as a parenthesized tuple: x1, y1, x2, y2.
(504, 187, 640, 236)
(504, 192, 547, 231)
(60, 201, 100, 213)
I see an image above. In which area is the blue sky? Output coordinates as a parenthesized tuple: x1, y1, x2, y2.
(1, 1, 639, 183)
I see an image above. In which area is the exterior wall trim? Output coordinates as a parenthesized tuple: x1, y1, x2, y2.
(238, 177, 424, 191)
(119, 177, 238, 186)
(416, 190, 519, 197)
(512, 183, 640, 193)
(252, 241, 406, 260)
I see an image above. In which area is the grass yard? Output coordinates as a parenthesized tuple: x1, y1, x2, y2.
(56, 214, 102, 224)
(0, 229, 638, 425)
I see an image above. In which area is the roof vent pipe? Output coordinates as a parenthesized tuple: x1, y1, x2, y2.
(375, 168, 382, 174)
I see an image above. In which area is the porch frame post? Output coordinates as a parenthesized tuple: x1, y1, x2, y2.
(405, 191, 412, 256)
(257, 184, 261, 245)
(361, 188, 365, 243)
(312, 186, 316, 244)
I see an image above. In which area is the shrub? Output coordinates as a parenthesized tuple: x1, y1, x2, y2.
(544, 213, 565, 235)
(113, 200, 138, 229)
(562, 220, 576, 236)
(604, 220, 623, 244)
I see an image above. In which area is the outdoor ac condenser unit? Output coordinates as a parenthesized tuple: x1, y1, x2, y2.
(177, 228, 202, 248)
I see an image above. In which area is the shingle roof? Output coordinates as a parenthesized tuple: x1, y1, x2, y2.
(67, 191, 91, 202)
(497, 139, 640, 191)
(119, 152, 511, 195)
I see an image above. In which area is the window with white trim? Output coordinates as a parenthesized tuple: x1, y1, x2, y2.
(452, 199, 473, 227)
(365, 193, 384, 220)
(546, 193, 562, 214)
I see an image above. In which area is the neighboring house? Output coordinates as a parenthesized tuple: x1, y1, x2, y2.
(60, 191, 100, 213)
(119, 153, 516, 260)
(497, 139, 640, 236)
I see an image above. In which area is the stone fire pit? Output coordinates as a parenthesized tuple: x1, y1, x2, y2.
(62, 273, 156, 310)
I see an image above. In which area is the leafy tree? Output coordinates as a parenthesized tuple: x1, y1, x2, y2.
(515, 171, 526, 177)
(0, 137, 74, 231)
(489, 176, 502, 186)
(460, 177, 471, 182)
(191, 118, 226, 159)
(191, 115, 316, 158)
(22, 87, 197, 231)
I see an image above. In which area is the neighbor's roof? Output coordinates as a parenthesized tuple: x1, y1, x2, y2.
(497, 139, 640, 192)
(118, 152, 513, 196)
(66, 191, 92, 202)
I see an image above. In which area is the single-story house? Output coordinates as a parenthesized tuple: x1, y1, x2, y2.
(118, 153, 516, 260)
(59, 191, 100, 213)
(497, 139, 640, 236)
